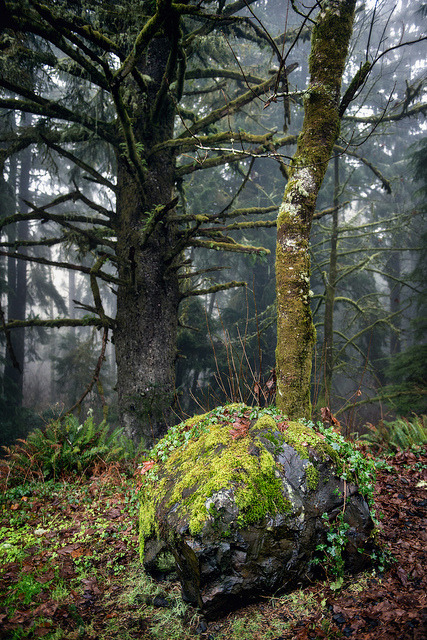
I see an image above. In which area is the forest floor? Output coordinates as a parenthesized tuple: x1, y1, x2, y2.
(0, 446, 425, 640)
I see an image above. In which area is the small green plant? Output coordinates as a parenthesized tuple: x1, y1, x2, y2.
(4, 574, 44, 619)
(0, 524, 39, 563)
(360, 415, 427, 453)
(312, 512, 350, 588)
(313, 421, 378, 507)
(307, 421, 393, 585)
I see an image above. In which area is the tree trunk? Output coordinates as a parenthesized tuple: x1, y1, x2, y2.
(323, 155, 340, 403)
(4, 125, 31, 407)
(276, 0, 356, 419)
(113, 35, 181, 446)
(387, 251, 401, 355)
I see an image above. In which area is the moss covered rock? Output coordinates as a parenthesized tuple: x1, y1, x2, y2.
(139, 404, 374, 618)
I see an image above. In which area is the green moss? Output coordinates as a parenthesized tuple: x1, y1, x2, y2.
(282, 422, 336, 462)
(305, 463, 319, 490)
(139, 483, 157, 558)
(162, 421, 291, 535)
(139, 405, 339, 560)
(253, 414, 277, 432)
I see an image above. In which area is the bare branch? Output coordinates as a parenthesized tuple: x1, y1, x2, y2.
(65, 328, 109, 415)
(334, 144, 392, 193)
(188, 239, 269, 255)
(344, 102, 427, 124)
(65, 327, 108, 415)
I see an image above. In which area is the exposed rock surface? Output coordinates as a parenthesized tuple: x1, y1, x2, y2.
(139, 405, 375, 619)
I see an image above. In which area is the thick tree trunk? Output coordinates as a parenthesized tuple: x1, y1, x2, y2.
(114, 163, 181, 445)
(113, 35, 181, 446)
(276, 0, 356, 419)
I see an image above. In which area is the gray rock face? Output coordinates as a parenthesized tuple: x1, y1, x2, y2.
(140, 411, 375, 619)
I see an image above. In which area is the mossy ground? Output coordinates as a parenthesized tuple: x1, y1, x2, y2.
(1, 442, 424, 638)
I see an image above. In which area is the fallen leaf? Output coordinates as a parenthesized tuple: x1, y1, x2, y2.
(140, 460, 156, 474)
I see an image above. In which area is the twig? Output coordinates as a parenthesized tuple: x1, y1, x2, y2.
(65, 328, 109, 415)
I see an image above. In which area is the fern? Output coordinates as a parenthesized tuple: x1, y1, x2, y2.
(2, 413, 143, 486)
(361, 415, 427, 453)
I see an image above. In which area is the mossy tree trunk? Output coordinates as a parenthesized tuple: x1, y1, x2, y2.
(276, 0, 356, 419)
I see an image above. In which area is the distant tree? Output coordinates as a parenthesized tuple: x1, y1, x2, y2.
(382, 138, 427, 415)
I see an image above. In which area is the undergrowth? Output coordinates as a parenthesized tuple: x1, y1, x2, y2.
(360, 415, 427, 453)
(1, 411, 144, 487)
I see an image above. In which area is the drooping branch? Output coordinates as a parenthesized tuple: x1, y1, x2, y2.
(2, 317, 108, 331)
(0, 81, 113, 141)
(334, 144, 392, 193)
(0, 250, 122, 286)
(21, 201, 116, 251)
(41, 138, 117, 193)
(0, 124, 102, 169)
(3, 3, 111, 89)
(0, 237, 66, 250)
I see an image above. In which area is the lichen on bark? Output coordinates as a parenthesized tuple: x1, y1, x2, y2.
(275, 0, 356, 420)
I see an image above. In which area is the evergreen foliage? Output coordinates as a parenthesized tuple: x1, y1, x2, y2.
(360, 415, 427, 453)
(2, 412, 141, 485)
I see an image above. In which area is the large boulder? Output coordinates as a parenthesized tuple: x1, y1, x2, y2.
(139, 404, 375, 619)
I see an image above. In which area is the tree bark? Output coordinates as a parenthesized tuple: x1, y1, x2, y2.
(113, 35, 181, 446)
(276, 0, 356, 419)
(4, 118, 31, 407)
(323, 155, 340, 403)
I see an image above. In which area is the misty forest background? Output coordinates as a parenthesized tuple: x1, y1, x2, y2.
(0, 0, 426, 449)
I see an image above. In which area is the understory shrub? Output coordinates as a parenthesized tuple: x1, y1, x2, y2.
(1, 412, 142, 485)
(360, 415, 427, 453)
